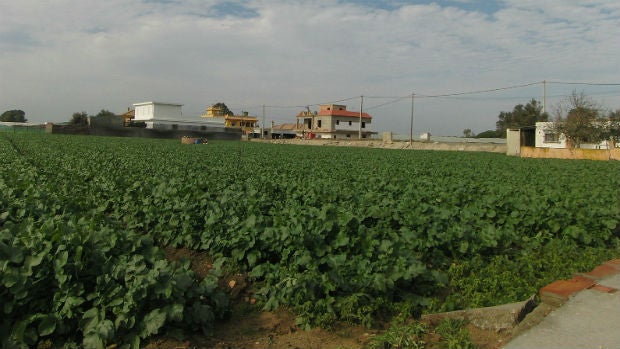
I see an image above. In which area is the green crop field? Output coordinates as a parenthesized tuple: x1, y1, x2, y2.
(1, 133, 619, 348)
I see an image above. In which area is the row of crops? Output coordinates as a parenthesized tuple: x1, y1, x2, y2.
(1, 133, 619, 348)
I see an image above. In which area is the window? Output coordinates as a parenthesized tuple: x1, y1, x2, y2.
(348, 121, 352, 126)
(361, 122, 366, 128)
(200, 126, 206, 131)
(346, 134, 351, 138)
(336, 120, 340, 125)
(544, 132, 559, 143)
(318, 120, 322, 128)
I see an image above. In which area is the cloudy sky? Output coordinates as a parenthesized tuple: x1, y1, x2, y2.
(1, 0, 619, 135)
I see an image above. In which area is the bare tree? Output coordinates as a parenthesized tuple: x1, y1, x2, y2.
(552, 91, 604, 148)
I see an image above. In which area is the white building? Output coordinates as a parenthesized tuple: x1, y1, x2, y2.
(133, 101, 226, 131)
(535, 121, 615, 149)
(535, 122, 567, 148)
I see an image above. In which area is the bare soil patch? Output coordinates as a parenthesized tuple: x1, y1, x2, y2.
(146, 308, 510, 349)
(147, 247, 521, 349)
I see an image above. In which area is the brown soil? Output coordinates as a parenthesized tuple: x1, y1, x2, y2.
(150, 247, 513, 349)
(146, 310, 509, 349)
(164, 246, 214, 280)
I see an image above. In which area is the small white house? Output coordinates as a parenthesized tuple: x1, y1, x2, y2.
(134, 101, 183, 121)
(535, 122, 567, 148)
(535, 121, 614, 149)
(132, 101, 225, 131)
(420, 132, 431, 141)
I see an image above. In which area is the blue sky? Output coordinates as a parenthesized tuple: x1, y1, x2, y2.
(1, 0, 619, 135)
(345, 0, 503, 13)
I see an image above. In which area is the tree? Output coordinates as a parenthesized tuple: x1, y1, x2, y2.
(94, 109, 116, 118)
(212, 102, 234, 116)
(476, 130, 500, 138)
(552, 91, 604, 148)
(1, 110, 27, 122)
(462, 129, 474, 138)
(70, 112, 89, 125)
(495, 99, 547, 137)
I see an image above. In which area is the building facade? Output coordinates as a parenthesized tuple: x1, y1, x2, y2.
(535, 121, 614, 149)
(201, 105, 258, 134)
(296, 104, 374, 139)
(134, 102, 182, 121)
(133, 101, 226, 131)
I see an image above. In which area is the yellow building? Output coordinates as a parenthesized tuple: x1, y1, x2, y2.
(202, 104, 228, 118)
(201, 104, 258, 134)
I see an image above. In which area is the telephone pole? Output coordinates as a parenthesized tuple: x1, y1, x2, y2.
(542, 80, 547, 115)
(262, 104, 266, 139)
(409, 93, 415, 145)
(359, 95, 364, 139)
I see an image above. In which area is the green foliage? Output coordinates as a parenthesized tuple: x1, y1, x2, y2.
(435, 318, 477, 349)
(1, 133, 619, 345)
(462, 129, 474, 138)
(1, 110, 27, 123)
(70, 111, 89, 125)
(94, 109, 116, 118)
(475, 130, 500, 138)
(552, 91, 611, 148)
(0, 137, 229, 348)
(368, 318, 427, 349)
(211, 102, 234, 116)
(438, 241, 620, 311)
(496, 99, 547, 137)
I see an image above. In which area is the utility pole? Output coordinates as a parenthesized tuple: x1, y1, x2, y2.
(359, 95, 364, 139)
(409, 93, 415, 145)
(262, 104, 265, 139)
(542, 80, 547, 115)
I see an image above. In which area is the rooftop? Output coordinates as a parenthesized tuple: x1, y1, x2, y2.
(133, 101, 183, 107)
(319, 109, 372, 119)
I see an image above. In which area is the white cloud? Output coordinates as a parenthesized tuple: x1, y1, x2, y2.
(1, 0, 619, 135)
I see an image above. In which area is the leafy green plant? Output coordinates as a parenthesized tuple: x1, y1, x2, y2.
(368, 319, 427, 349)
(1, 133, 619, 345)
(435, 318, 477, 349)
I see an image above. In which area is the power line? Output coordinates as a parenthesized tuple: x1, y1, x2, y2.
(362, 81, 620, 111)
(197, 80, 620, 117)
(366, 96, 411, 110)
(265, 95, 360, 109)
(364, 82, 545, 110)
(417, 81, 542, 98)
(547, 81, 620, 86)
(309, 95, 360, 107)
(264, 105, 305, 109)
